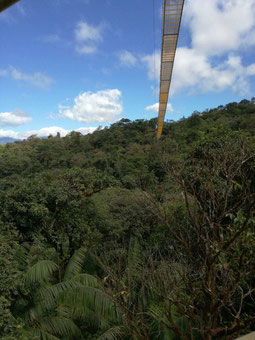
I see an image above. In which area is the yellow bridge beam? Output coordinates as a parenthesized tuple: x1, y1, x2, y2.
(157, 0, 185, 139)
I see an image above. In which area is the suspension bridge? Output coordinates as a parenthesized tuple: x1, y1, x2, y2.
(157, 0, 185, 139)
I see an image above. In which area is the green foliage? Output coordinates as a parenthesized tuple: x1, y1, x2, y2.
(0, 224, 22, 339)
(0, 98, 255, 339)
(24, 260, 59, 285)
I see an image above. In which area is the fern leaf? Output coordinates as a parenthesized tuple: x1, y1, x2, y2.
(39, 316, 81, 337)
(37, 274, 99, 314)
(58, 304, 101, 328)
(126, 238, 143, 284)
(149, 304, 166, 323)
(73, 273, 99, 287)
(97, 326, 125, 340)
(64, 286, 121, 323)
(37, 280, 80, 312)
(24, 260, 58, 286)
(22, 328, 60, 340)
(64, 247, 87, 281)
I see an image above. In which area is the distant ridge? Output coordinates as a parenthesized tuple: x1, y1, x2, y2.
(0, 137, 21, 145)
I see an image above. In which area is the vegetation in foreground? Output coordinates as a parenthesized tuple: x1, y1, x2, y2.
(0, 98, 255, 339)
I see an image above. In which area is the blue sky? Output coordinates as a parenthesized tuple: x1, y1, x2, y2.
(0, 0, 255, 139)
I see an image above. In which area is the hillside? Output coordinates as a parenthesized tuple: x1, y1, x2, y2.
(0, 98, 255, 339)
(0, 137, 21, 145)
(0, 98, 254, 178)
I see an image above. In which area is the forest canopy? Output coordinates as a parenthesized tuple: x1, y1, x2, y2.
(0, 98, 255, 339)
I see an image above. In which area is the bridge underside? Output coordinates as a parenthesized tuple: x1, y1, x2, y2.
(157, 0, 185, 139)
(0, 0, 20, 12)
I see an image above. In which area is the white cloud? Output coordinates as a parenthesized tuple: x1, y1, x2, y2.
(75, 20, 104, 55)
(0, 69, 8, 77)
(25, 127, 69, 138)
(76, 45, 97, 55)
(0, 130, 20, 139)
(119, 51, 137, 67)
(175, 0, 255, 94)
(22, 126, 94, 138)
(11, 68, 53, 89)
(142, 48, 255, 95)
(0, 126, 97, 140)
(59, 89, 123, 124)
(145, 102, 173, 113)
(0, 110, 32, 127)
(247, 64, 255, 76)
(171, 49, 255, 95)
(184, 0, 255, 56)
(141, 51, 160, 81)
(172, 48, 234, 93)
(76, 127, 97, 135)
(142, 0, 255, 95)
(75, 21, 102, 42)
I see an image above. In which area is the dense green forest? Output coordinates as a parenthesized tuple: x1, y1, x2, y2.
(0, 98, 255, 340)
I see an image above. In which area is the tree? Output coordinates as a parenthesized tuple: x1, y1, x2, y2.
(0, 224, 21, 339)
(147, 131, 255, 339)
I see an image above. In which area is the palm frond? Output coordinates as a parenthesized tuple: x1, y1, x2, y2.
(126, 238, 143, 282)
(128, 238, 143, 270)
(149, 304, 166, 323)
(58, 304, 100, 327)
(40, 332, 60, 340)
(38, 280, 80, 310)
(39, 316, 81, 337)
(27, 303, 46, 323)
(97, 326, 125, 340)
(22, 328, 60, 340)
(24, 260, 59, 286)
(64, 247, 87, 281)
(30, 275, 100, 327)
(37, 273, 98, 312)
(73, 273, 99, 287)
(64, 286, 121, 323)
(175, 316, 189, 336)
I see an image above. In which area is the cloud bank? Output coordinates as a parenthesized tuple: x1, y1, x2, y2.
(0, 110, 32, 127)
(11, 68, 54, 89)
(0, 67, 53, 89)
(59, 89, 123, 124)
(0, 126, 97, 140)
(119, 51, 138, 67)
(75, 20, 104, 55)
(142, 0, 255, 95)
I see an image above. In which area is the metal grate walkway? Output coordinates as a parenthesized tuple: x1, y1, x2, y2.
(157, 0, 185, 139)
